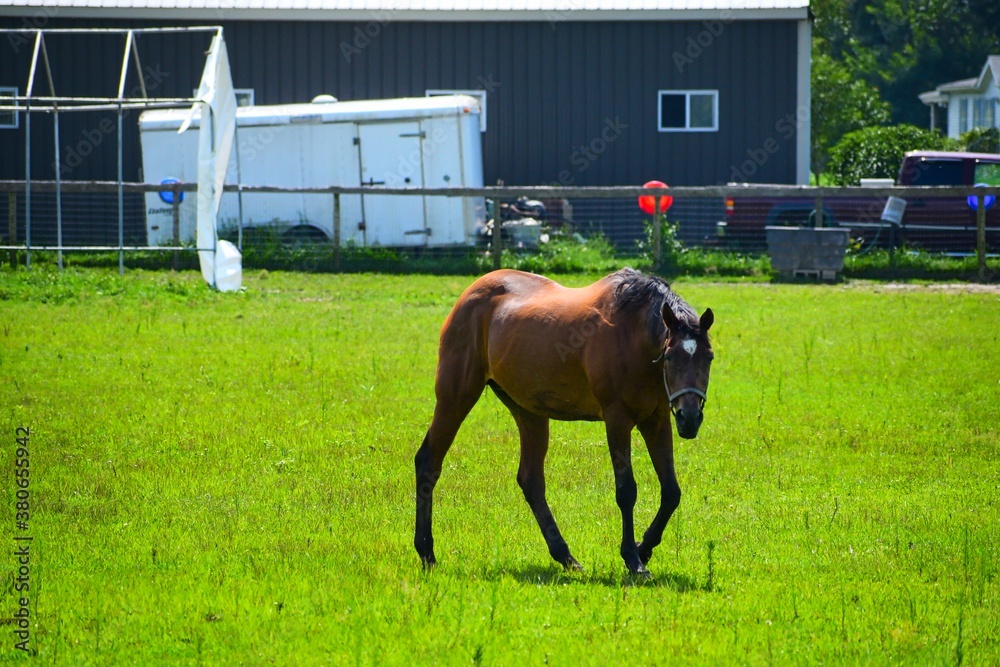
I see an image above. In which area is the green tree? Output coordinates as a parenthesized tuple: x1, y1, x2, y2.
(826, 124, 954, 185)
(811, 0, 1000, 127)
(811, 51, 892, 183)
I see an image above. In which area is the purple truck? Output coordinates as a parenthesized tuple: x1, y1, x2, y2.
(722, 151, 1000, 253)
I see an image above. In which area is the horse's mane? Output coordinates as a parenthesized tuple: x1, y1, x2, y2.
(611, 268, 701, 341)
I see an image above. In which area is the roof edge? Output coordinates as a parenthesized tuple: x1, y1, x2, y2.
(905, 150, 1000, 160)
(0, 6, 811, 21)
(918, 90, 943, 105)
(976, 55, 1000, 89)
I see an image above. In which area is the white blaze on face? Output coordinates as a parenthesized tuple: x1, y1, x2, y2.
(682, 338, 698, 357)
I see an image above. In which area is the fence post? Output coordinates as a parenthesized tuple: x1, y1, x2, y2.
(54, 109, 63, 271)
(117, 101, 124, 276)
(172, 184, 181, 271)
(653, 211, 662, 272)
(888, 212, 897, 271)
(977, 192, 987, 282)
(333, 192, 341, 272)
(8, 192, 16, 268)
(491, 199, 502, 271)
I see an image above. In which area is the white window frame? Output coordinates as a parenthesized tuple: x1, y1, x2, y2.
(234, 89, 254, 107)
(0, 87, 19, 129)
(973, 96, 998, 130)
(426, 89, 487, 132)
(193, 88, 254, 107)
(657, 89, 719, 133)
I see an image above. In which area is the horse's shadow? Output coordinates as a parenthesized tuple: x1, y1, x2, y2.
(478, 564, 709, 592)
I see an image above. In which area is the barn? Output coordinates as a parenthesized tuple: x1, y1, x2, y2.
(1, 1, 811, 189)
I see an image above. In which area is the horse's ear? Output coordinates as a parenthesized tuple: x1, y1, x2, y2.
(661, 302, 680, 333)
(700, 308, 715, 333)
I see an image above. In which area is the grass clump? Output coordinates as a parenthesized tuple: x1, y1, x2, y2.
(844, 248, 996, 281)
(491, 233, 624, 274)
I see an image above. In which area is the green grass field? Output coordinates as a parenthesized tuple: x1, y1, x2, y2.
(1, 268, 998, 665)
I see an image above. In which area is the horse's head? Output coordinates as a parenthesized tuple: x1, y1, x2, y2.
(657, 305, 714, 439)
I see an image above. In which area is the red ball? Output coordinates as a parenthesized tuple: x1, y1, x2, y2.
(638, 180, 673, 214)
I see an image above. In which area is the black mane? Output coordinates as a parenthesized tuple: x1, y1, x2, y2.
(612, 268, 701, 341)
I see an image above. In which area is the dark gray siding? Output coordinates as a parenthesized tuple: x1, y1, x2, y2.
(1, 17, 801, 186)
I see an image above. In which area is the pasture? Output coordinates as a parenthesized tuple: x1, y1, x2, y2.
(1, 268, 998, 665)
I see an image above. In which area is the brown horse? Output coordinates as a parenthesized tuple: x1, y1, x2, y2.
(414, 268, 714, 577)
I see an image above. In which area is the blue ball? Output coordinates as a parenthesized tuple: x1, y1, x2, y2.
(158, 178, 184, 205)
(967, 184, 995, 210)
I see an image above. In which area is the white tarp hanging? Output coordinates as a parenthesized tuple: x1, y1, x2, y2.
(181, 33, 241, 291)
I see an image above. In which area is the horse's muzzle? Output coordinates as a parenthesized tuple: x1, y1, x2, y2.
(674, 407, 704, 439)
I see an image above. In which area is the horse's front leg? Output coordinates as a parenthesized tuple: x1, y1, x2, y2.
(635, 414, 681, 566)
(605, 415, 649, 578)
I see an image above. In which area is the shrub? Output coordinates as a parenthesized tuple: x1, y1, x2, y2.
(843, 248, 991, 281)
(959, 126, 1000, 154)
(636, 217, 685, 273)
(827, 124, 956, 185)
(490, 233, 623, 274)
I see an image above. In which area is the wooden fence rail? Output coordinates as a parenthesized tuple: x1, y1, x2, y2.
(1, 180, 996, 280)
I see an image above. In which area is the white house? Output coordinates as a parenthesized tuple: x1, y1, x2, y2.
(920, 56, 1000, 139)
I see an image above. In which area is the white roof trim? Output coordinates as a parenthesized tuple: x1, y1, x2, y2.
(1, 0, 810, 7)
(0, 9, 811, 19)
(0, 0, 810, 20)
(919, 90, 943, 105)
(975, 56, 1000, 90)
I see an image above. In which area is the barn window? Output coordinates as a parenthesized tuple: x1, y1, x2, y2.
(0, 87, 18, 129)
(234, 89, 255, 107)
(426, 89, 487, 132)
(192, 88, 254, 106)
(658, 90, 718, 132)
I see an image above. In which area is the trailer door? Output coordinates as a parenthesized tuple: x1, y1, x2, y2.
(358, 122, 427, 246)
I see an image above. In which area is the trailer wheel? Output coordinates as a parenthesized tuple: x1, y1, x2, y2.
(282, 225, 329, 245)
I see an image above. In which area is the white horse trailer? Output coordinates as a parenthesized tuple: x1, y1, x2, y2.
(139, 95, 485, 247)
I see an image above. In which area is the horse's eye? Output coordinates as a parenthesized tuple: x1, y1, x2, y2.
(664, 354, 674, 363)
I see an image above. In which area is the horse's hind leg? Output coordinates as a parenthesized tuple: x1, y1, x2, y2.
(492, 384, 581, 571)
(414, 373, 484, 568)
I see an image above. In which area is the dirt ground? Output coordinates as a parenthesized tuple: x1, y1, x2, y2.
(869, 282, 1000, 294)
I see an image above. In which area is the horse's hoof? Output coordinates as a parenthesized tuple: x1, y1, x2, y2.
(420, 554, 437, 570)
(562, 556, 584, 572)
(625, 558, 652, 580)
